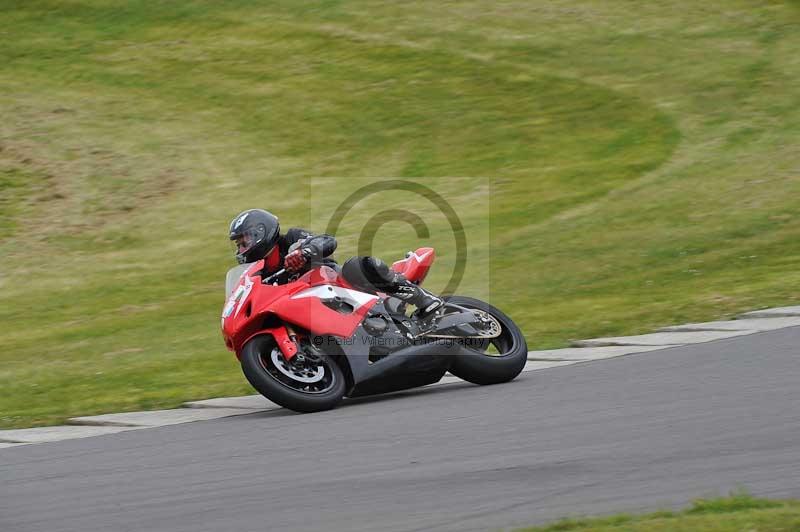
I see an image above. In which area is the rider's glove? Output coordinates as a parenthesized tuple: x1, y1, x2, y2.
(284, 249, 308, 272)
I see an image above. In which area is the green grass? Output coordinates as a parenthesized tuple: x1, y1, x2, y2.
(519, 492, 800, 531)
(1, 1, 800, 428)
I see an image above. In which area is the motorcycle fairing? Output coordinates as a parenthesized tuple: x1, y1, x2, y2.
(392, 247, 435, 284)
(272, 285, 378, 341)
(295, 265, 342, 286)
(222, 262, 380, 359)
(337, 322, 471, 397)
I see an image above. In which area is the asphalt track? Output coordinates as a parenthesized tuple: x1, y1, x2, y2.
(2, 327, 799, 532)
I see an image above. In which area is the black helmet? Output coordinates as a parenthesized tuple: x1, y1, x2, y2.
(228, 209, 280, 264)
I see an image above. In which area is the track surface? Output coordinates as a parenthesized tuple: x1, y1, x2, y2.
(2, 328, 799, 532)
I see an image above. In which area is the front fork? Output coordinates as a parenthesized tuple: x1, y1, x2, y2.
(264, 325, 300, 361)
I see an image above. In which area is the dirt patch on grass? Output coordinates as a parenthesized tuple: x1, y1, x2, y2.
(0, 133, 183, 242)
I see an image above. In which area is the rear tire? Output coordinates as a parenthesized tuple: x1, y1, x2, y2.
(241, 335, 346, 413)
(445, 296, 528, 385)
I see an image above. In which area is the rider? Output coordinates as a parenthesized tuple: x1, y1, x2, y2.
(229, 209, 444, 317)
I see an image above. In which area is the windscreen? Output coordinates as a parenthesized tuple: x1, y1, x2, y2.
(225, 263, 252, 297)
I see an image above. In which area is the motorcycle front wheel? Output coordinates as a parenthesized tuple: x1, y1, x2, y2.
(241, 335, 346, 413)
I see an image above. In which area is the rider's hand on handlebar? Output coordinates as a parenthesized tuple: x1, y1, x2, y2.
(284, 249, 307, 272)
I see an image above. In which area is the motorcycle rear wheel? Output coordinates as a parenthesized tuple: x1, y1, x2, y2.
(241, 335, 346, 413)
(444, 296, 528, 385)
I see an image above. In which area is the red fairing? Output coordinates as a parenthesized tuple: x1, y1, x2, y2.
(273, 291, 377, 339)
(221, 264, 379, 361)
(391, 247, 436, 284)
(295, 264, 358, 289)
(296, 265, 342, 286)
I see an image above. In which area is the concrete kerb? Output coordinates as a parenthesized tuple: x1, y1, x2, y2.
(68, 407, 266, 428)
(4, 306, 800, 449)
(0, 425, 142, 445)
(571, 329, 755, 348)
(184, 395, 279, 410)
(739, 306, 800, 319)
(659, 317, 800, 333)
(526, 345, 681, 361)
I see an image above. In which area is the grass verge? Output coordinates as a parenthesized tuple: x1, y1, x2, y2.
(1, 1, 800, 427)
(519, 492, 800, 531)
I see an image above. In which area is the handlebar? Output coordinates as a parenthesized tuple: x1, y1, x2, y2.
(262, 268, 287, 285)
(261, 260, 330, 285)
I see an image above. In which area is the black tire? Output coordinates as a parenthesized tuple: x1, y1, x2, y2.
(445, 296, 528, 385)
(241, 335, 346, 413)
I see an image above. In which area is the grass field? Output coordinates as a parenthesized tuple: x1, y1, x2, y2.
(519, 492, 800, 531)
(1, 1, 800, 428)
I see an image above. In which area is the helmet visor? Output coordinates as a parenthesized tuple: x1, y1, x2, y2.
(230, 224, 267, 260)
(232, 235, 253, 255)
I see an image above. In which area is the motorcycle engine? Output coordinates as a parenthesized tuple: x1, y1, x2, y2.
(363, 316, 389, 337)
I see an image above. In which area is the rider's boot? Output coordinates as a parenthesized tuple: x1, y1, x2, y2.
(389, 279, 444, 318)
(342, 256, 445, 318)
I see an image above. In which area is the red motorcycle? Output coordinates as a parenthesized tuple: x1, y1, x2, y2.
(221, 247, 528, 412)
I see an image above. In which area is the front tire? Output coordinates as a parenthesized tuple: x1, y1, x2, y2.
(445, 296, 528, 385)
(241, 335, 346, 413)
